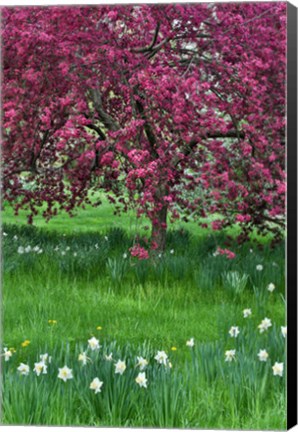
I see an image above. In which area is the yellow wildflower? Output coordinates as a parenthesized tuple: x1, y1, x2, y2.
(21, 340, 30, 347)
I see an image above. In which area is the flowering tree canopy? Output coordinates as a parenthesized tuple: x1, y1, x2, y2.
(2, 3, 286, 249)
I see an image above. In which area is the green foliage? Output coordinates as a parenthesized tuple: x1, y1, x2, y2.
(1, 221, 286, 428)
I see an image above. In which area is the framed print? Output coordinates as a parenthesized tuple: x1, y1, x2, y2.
(1, 1, 297, 430)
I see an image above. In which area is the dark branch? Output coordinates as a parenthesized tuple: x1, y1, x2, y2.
(85, 123, 106, 140)
(89, 88, 120, 132)
(135, 99, 159, 158)
(132, 22, 160, 53)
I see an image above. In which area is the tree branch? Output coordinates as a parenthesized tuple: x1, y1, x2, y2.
(89, 88, 120, 132)
(132, 22, 160, 53)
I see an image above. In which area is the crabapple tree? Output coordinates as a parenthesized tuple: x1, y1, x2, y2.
(2, 3, 286, 251)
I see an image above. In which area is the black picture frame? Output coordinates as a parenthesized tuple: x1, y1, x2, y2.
(287, 2, 298, 429)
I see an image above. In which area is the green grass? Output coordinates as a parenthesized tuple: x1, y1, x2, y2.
(1, 204, 286, 429)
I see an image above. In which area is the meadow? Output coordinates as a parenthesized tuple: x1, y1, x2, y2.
(1, 200, 286, 429)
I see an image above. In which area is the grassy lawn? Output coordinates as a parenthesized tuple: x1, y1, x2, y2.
(1, 204, 286, 429)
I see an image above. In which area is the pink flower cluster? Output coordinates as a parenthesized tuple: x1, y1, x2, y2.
(129, 244, 149, 260)
(217, 247, 236, 260)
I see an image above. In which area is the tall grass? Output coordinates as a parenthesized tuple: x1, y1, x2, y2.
(1, 223, 286, 428)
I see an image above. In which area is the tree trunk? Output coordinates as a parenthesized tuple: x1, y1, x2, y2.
(151, 205, 168, 252)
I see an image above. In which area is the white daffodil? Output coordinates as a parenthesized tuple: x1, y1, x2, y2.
(61, 251, 66, 256)
(58, 365, 73, 382)
(25, 246, 31, 253)
(225, 349, 236, 362)
(13, 235, 18, 240)
(272, 362, 284, 377)
(104, 236, 109, 241)
(243, 308, 252, 318)
(54, 246, 59, 251)
(3, 232, 7, 237)
(267, 283, 275, 292)
(213, 250, 219, 257)
(17, 246, 25, 254)
(34, 361, 47, 376)
(90, 377, 103, 394)
(37, 249, 43, 254)
(88, 337, 101, 351)
(170, 249, 174, 254)
(3, 348, 13, 361)
(33, 246, 40, 252)
(115, 360, 126, 375)
(123, 253, 127, 259)
(66, 246, 70, 251)
(95, 243, 99, 249)
(135, 372, 148, 388)
(104, 353, 113, 361)
(40, 353, 49, 363)
(17, 363, 30, 375)
(154, 350, 168, 365)
(229, 326, 240, 338)
(186, 338, 195, 347)
(73, 252, 77, 257)
(78, 352, 89, 366)
(257, 349, 269, 362)
(136, 356, 148, 371)
(256, 264, 263, 271)
(281, 326, 287, 338)
(258, 318, 272, 333)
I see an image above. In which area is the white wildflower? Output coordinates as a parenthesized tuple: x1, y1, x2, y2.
(229, 326, 240, 338)
(225, 349, 236, 362)
(257, 349, 269, 362)
(3, 348, 13, 361)
(267, 283, 275, 292)
(115, 360, 126, 375)
(186, 338, 195, 347)
(40, 353, 49, 363)
(272, 362, 283, 377)
(17, 363, 30, 375)
(104, 353, 113, 361)
(154, 351, 168, 365)
(135, 372, 148, 388)
(58, 365, 73, 382)
(78, 352, 89, 366)
(258, 318, 272, 333)
(34, 361, 47, 376)
(88, 337, 101, 351)
(243, 308, 252, 318)
(136, 356, 148, 371)
(90, 377, 103, 393)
